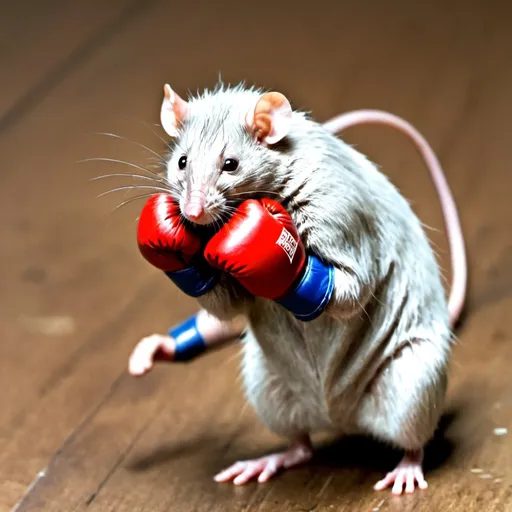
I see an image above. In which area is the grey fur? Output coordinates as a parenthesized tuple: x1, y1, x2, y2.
(165, 83, 453, 452)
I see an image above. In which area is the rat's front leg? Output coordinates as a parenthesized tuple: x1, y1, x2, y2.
(129, 308, 246, 376)
(273, 255, 375, 323)
(197, 197, 374, 323)
(323, 266, 374, 320)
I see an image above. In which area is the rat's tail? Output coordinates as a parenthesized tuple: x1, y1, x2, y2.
(322, 110, 467, 327)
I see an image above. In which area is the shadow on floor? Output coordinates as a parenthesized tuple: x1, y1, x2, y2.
(127, 406, 461, 478)
(310, 408, 458, 474)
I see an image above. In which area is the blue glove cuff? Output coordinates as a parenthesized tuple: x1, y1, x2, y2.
(275, 254, 335, 322)
(169, 314, 207, 361)
(164, 266, 219, 297)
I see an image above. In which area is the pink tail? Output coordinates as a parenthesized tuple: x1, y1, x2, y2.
(322, 110, 467, 327)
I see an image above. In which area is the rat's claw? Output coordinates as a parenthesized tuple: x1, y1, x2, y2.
(213, 462, 247, 483)
(215, 459, 278, 485)
(234, 461, 269, 485)
(415, 467, 428, 490)
(257, 461, 279, 482)
(374, 449, 427, 495)
(214, 436, 313, 485)
(392, 469, 407, 495)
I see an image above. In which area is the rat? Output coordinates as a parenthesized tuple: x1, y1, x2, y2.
(129, 81, 467, 496)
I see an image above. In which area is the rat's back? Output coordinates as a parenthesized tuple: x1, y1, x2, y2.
(242, 113, 452, 434)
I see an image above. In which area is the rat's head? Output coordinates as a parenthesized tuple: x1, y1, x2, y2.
(160, 83, 293, 227)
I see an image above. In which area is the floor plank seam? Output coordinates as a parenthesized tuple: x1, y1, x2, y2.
(13, 345, 169, 510)
(82, 414, 155, 509)
(12, 372, 126, 510)
(11, 469, 47, 512)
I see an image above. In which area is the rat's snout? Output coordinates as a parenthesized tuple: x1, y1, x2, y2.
(182, 186, 212, 225)
(184, 192, 204, 220)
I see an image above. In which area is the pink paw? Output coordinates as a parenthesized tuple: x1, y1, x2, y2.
(374, 449, 427, 495)
(128, 334, 175, 376)
(214, 437, 313, 485)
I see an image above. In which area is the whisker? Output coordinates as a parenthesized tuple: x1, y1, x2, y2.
(224, 207, 244, 219)
(147, 163, 166, 171)
(130, 215, 141, 228)
(110, 193, 158, 214)
(141, 122, 187, 157)
(114, 118, 185, 157)
(77, 157, 165, 180)
(216, 207, 244, 229)
(102, 124, 188, 178)
(91, 132, 165, 162)
(141, 121, 168, 146)
(228, 190, 281, 198)
(172, 140, 187, 156)
(212, 210, 226, 231)
(147, 156, 167, 164)
(211, 211, 219, 227)
(421, 222, 442, 234)
(217, 182, 234, 195)
(90, 173, 168, 184)
(221, 204, 239, 212)
(96, 185, 171, 200)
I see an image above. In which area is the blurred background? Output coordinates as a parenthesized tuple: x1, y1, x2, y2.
(1, 0, 511, 510)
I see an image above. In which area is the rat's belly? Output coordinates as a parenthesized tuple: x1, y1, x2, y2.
(241, 304, 386, 433)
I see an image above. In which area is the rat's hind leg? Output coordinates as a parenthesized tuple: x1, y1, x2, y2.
(214, 331, 323, 485)
(357, 336, 451, 495)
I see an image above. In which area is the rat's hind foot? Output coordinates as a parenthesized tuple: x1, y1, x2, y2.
(214, 435, 313, 485)
(374, 449, 427, 495)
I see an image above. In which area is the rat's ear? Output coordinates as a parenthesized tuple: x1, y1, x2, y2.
(246, 92, 292, 145)
(160, 84, 190, 137)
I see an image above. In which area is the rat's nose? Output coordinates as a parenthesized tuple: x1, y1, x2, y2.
(184, 188, 208, 223)
(185, 204, 204, 221)
(184, 197, 206, 223)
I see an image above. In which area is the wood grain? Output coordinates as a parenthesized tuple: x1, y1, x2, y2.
(1, 0, 511, 510)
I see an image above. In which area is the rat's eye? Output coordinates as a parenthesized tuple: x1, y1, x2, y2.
(178, 155, 187, 170)
(222, 158, 239, 173)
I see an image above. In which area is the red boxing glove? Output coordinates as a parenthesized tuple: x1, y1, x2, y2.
(204, 199, 306, 299)
(137, 194, 219, 297)
(137, 194, 201, 271)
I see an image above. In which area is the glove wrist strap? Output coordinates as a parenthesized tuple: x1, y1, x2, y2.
(169, 314, 207, 361)
(165, 265, 219, 297)
(275, 254, 334, 321)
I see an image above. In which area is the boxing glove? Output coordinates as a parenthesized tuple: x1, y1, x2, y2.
(137, 194, 219, 297)
(204, 199, 334, 321)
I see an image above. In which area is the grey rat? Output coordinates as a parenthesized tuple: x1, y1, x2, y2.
(138, 81, 467, 495)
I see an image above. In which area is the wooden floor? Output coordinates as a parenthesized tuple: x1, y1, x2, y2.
(1, 0, 511, 510)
